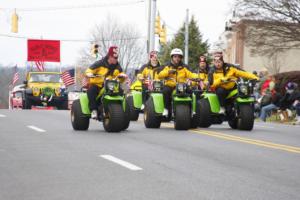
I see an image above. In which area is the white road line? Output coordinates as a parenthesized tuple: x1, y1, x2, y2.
(27, 125, 46, 133)
(100, 155, 143, 171)
(0, 114, 6, 118)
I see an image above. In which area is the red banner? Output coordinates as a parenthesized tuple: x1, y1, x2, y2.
(27, 39, 60, 62)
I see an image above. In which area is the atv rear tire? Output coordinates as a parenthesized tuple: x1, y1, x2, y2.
(174, 104, 191, 130)
(190, 100, 200, 128)
(144, 97, 161, 128)
(122, 99, 130, 131)
(198, 99, 212, 128)
(127, 96, 139, 121)
(71, 99, 90, 130)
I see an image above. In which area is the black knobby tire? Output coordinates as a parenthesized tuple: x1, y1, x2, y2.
(71, 99, 90, 130)
(122, 99, 130, 131)
(198, 99, 212, 128)
(190, 100, 200, 128)
(174, 104, 191, 130)
(23, 94, 32, 109)
(237, 104, 254, 131)
(228, 117, 238, 129)
(103, 103, 125, 132)
(127, 96, 139, 121)
(144, 97, 161, 128)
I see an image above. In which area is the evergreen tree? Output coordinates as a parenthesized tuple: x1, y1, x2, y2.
(159, 16, 209, 71)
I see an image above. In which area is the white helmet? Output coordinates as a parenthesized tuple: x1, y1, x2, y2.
(170, 48, 183, 57)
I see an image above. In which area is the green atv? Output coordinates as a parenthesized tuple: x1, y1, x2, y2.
(144, 78, 199, 130)
(198, 78, 257, 130)
(71, 75, 130, 132)
(126, 79, 145, 121)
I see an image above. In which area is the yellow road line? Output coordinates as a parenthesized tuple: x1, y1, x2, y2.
(161, 124, 300, 154)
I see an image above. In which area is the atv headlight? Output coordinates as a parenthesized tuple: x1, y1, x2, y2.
(55, 87, 60, 96)
(177, 83, 186, 93)
(32, 87, 40, 96)
(153, 81, 162, 91)
(240, 85, 248, 95)
(106, 81, 119, 93)
(107, 82, 115, 91)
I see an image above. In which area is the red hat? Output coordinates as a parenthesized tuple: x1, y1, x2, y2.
(149, 50, 158, 59)
(107, 46, 118, 58)
(199, 55, 207, 62)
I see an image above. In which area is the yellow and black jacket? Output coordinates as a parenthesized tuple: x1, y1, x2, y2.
(158, 62, 198, 88)
(137, 62, 161, 80)
(210, 63, 258, 90)
(85, 56, 125, 88)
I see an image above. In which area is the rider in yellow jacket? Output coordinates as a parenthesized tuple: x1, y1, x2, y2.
(136, 51, 161, 107)
(210, 52, 259, 113)
(191, 55, 210, 90)
(158, 48, 198, 116)
(85, 46, 126, 119)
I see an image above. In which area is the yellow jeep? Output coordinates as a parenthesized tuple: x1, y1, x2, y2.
(23, 72, 68, 109)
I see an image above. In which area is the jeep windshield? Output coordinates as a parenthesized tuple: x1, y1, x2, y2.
(29, 73, 62, 83)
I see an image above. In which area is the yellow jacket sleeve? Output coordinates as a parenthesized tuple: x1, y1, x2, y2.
(232, 68, 259, 80)
(85, 67, 96, 75)
(158, 66, 170, 79)
(185, 68, 198, 79)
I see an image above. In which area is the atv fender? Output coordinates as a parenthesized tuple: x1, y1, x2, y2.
(131, 90, 142, 109)
(202, 93, 220, 113)
(150, 93, 164, 114)
(79, 93, 91, 115)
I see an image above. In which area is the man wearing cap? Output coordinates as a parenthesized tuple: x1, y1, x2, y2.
(85, 46, 127, 119)
(136, 50, 162, 109)
(210, 52, 259, 113)
(158, 48, 198, 116)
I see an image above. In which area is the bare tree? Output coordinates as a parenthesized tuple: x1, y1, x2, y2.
(234, 0, 300, 56)
(263, 52, 282, 74)
(77, 15, 146, 73)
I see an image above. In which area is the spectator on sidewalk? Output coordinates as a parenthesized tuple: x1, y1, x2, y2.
(259, 87, 282, 122)
(278, 82, 300, 122)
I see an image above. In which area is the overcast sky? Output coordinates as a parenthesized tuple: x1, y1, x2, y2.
(0, 0, 234, 67)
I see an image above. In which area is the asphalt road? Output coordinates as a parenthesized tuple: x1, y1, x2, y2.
(0, 110, 299, 200)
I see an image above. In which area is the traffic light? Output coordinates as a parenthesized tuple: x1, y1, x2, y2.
(159, 24, 167, 45)
(155, 14, 161, 35)
(91, 44, 99, 58)
(11, 9, 18, 33)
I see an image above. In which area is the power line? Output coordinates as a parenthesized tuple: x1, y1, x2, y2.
(1, 0, 145, 12)
(0, 33, 147, 42)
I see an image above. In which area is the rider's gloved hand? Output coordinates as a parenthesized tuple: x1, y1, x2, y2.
(86, 72, 94, 78)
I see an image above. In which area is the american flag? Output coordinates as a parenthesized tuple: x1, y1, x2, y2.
(12, 65, 19, 86)
(35, 61, 45, 71)
(61, 69, 75, 87)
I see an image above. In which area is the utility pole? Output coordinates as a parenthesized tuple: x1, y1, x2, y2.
(150, 0, 156, 52)
(147, 0, 152, 54)
(184, 9, 189, 65)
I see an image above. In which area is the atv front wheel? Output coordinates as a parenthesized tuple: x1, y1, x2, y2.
(174, 104, 191, 130)
(103, 103, 125, 132)
(237, 104, 254, 131)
